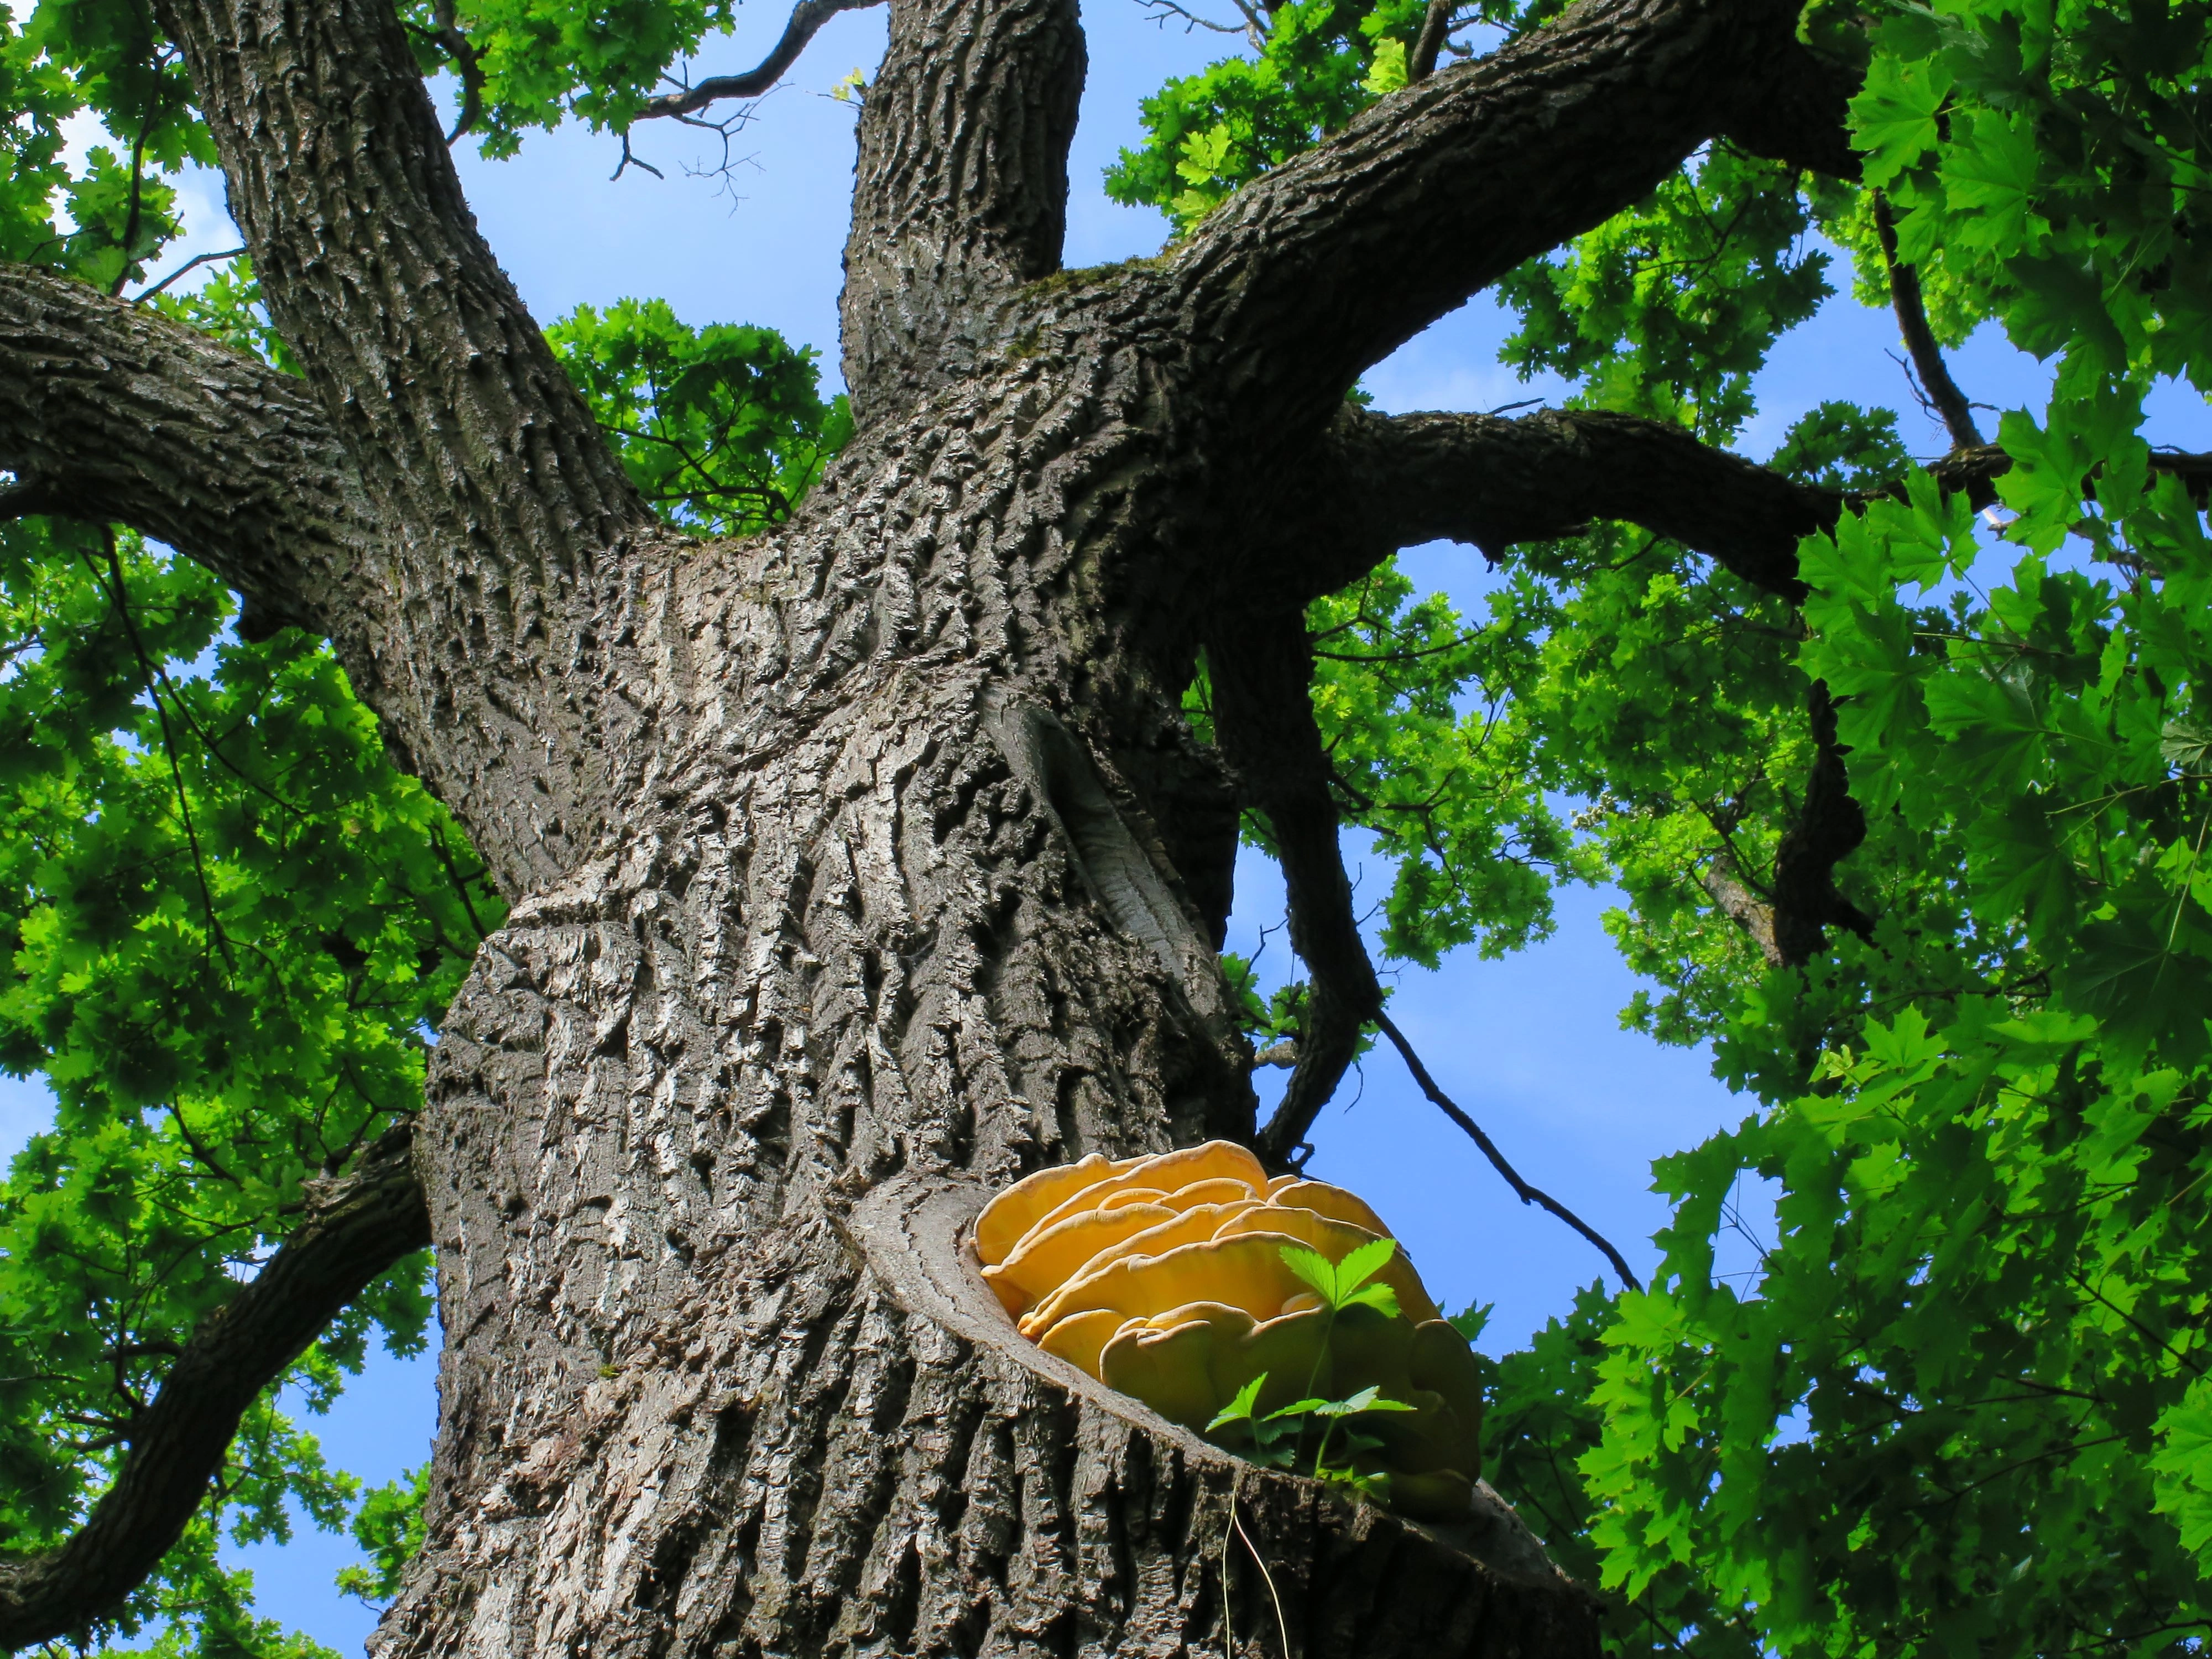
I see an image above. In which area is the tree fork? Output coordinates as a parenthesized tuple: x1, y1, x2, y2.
(0, 0, 1890, 1645)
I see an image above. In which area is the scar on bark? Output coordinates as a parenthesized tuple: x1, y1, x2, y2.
(990, 700, 1245, 1061)
(0, 1128, 430, 1651)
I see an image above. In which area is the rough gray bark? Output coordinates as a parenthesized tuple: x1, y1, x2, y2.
(0, 0, 1870, 1647)
(0, 264, 371, 640)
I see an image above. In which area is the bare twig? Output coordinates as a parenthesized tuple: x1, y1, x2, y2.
(131, 246, 248, 305)
(1137, 0, 1247, 35)
(1374, 1011, 1643, 1291)
(633, 0, 885, 122)
(610, 131, 666, 182)
(86, 529, 237, 973)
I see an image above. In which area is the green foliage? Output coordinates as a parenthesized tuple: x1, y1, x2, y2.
(1131, 0, 2212, 1650)
(335, 1464, 431, 1606)
(1220, 947, 1310, 1048)
(0, 0, 210, 293)
(545, 298, 851, 537)
(9, 0, 2212, 1645)
(1281, 1234, 1404, 1318)
(1495, 146, 1830, 439)
(1515, 1, 2212, 1646)
(0, 516, 487, 1651)
(1205, 1240, 1416, 1501)
(1585, 1008, 2212, 1655)
(1104, 0, 1428, 233)
(1208, 1371, 1415, 1499)
(1308, 560, 1600, 966)
(1825, 0, 2212, 390)
(0, 1, 851, 1616)
(113, 1514, 345, 1659)
(395, 0, 792, 158)
(1474, 1286, 1761, 1656)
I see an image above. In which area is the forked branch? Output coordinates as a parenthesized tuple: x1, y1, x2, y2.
(1319, 404, 2212, 611)
(1319, 403, 1837, 604)
(635, 0, 885, 120)
(0, 1129, 431, 1650)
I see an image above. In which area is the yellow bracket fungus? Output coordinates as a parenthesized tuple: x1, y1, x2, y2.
(974, 1140, 1483, 1521)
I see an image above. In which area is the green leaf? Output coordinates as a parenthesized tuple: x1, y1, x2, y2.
(1280, 1243, 1339, 1303)
(1849, 53, 1952, 187)
(1340, 1281, 1402, 1318)
(1334, 1235, 1399, 1296)
(1207, 1373, 1270, 1434)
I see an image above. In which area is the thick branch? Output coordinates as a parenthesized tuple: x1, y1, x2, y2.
(1207, 608, 1382, 1165)
(0, 1128, 431, 1650)
(1407, 0, 1453, 82)
(0, 264, 368, 638)
(635, 0, 883, 119)
(155, 0, 651, 574)
(1321, 404, 1838, 603)
(1166, 0, 1857, 432)
(1322, 407, 2212, 612)
(1926, 442, 2212, 509)
(1768, 679, 1872, 966)
(1700, 696, 1875, 973)
(841, 0, 1085, 414)
(1702, 849, 1783, 967)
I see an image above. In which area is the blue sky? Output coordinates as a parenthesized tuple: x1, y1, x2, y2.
(19, 1, 2212, 1647)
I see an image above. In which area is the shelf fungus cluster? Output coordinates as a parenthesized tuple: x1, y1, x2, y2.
(974, 1140, 1485, 1520)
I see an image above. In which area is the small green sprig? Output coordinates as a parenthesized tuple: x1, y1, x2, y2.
(1204, 1239, 1416, 1502)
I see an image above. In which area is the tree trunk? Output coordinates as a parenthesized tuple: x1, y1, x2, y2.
(0, 0, 1864, 1640)
(383, 362, 1598, 1654)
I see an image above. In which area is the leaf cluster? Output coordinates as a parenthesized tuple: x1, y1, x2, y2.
(0, 517, 488, 1653)
(1205, 1239, 1416, 1503)
(545, 298, 852, 538)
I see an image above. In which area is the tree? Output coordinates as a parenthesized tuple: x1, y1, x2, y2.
(3, 0, 2212, 1648)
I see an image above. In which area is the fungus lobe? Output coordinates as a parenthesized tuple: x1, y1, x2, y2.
(974, 1140, 1484, 1520)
